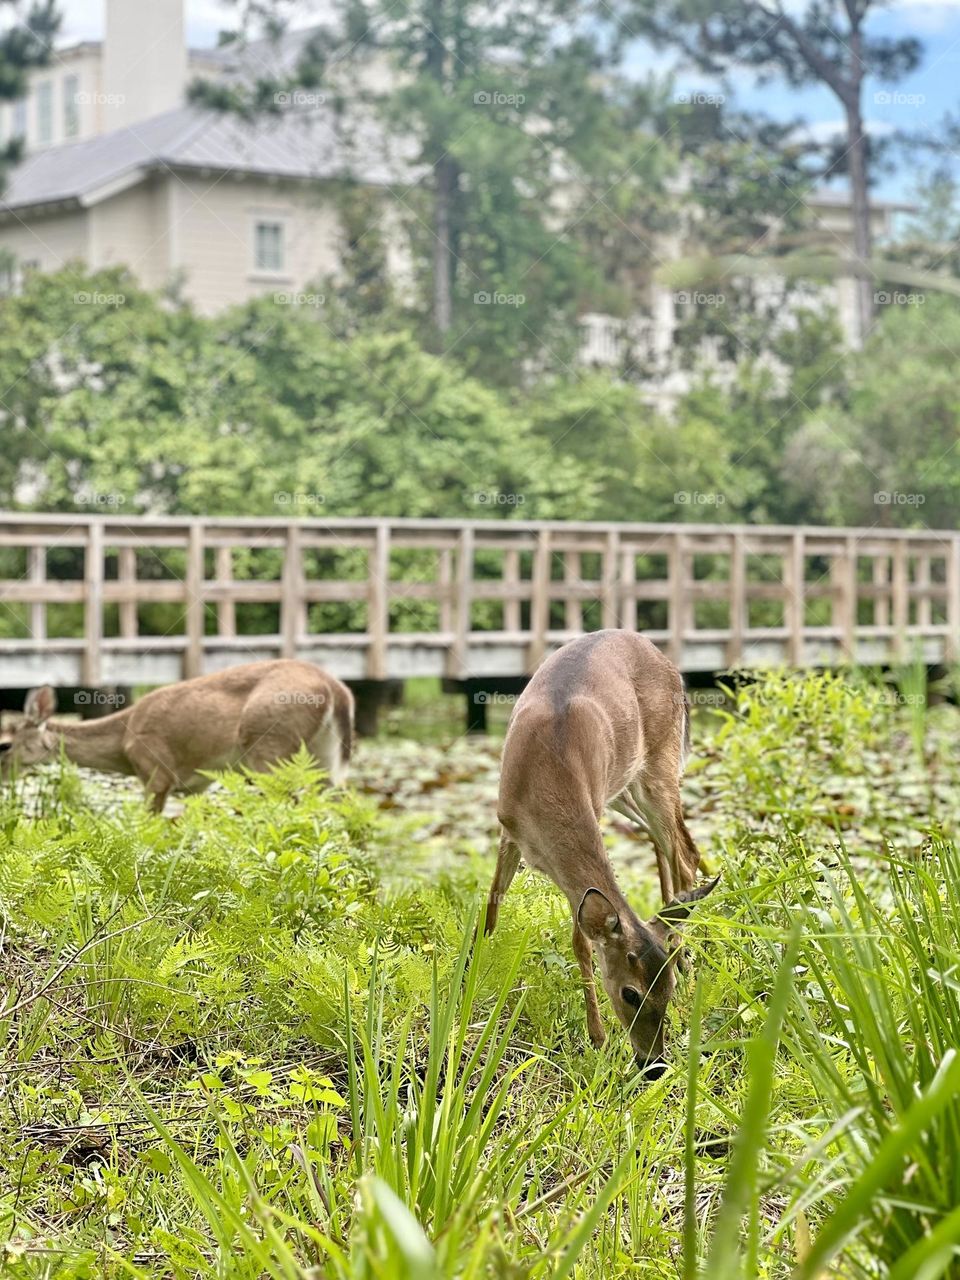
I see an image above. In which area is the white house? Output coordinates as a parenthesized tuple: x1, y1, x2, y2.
(0, 0, 413, 311)
(0, 0, 908, 379)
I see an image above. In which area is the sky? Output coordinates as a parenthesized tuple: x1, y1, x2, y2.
(54, 0, 960, 207)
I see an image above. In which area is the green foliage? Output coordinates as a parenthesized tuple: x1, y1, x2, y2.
(784, 294, 960, 527)
(3, 674, 960, 1275)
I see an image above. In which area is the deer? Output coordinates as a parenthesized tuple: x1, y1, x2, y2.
(484, 629, 717, 1077)
(0, 659, 354, 814)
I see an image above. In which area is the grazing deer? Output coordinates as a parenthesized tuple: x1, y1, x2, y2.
(0, 660, 354, 814)
(485, 629, 716, 1075)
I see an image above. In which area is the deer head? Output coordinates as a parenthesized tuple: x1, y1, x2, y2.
(0, 685, 58, 778)
(577, 877, 719, 1075)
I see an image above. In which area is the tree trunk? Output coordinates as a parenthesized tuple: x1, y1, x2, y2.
(433, 155, 456, 335)
(845, 98, 873, 345)
(424, 0, 454, 337)
(843, 13, 872, 345)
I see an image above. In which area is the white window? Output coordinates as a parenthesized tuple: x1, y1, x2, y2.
(12, 98, 26, 139)
(253, 220, 285, 273)
(64, 74, 79, 138)
(37, 81, 53, 144)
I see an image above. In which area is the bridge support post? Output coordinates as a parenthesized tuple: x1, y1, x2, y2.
(347, 680, 403, 737)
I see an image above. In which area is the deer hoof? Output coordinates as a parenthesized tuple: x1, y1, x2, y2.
(588, 1025, 606, 1049)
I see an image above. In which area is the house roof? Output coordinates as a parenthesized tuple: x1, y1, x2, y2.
(806, 188, 916, 215)
(0, 101, 419, 213)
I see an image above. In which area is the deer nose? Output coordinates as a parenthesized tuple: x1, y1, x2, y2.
(637, 1058, 667, 1081)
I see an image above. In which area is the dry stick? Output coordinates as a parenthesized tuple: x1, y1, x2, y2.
(1, 916, 155, 1021)
(512, 1167, 595, 1221)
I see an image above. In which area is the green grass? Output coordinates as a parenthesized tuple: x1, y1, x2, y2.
(2, 671, 960, 1277)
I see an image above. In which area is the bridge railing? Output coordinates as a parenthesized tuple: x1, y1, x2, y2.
(0, 514, 958, 685)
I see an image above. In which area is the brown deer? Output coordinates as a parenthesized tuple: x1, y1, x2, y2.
(0, 660, 354, 814)
(485, 629, 716, 1075)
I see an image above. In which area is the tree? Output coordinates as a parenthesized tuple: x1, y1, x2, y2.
(628, 0, 921, 341)
(783, 295, 960, 528)
(192, 0, 679, 380)
(0, 1, 59, 180)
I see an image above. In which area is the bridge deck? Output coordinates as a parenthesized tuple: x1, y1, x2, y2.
(0, 515, 957, 687)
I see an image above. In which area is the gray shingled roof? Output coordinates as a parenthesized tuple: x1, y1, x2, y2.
(0, 102, 419, 212)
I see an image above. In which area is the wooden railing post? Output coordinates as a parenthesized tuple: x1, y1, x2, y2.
(438, 547, 453, 635)
(892, 539, 908, 659)
(948, 536, 960, 664)
(184, 521, 205, 679)
(82, 519, 103, 686)
(503, 548, 520, 633)
(118, 546, 137, 639)
(916, 553, 931, 630)
(368, 522, 390, 680)
(873, 554, 889, 629)
(528, 527, 551, 670)
(27, 544, 46, 642)
(450, 526, 474, 678)
(728, 532, 745, 667)
(620, 547, 636, 632)
(785, 532, 805, 666)
(831, 536, 857, 661)
(668, 532, 687, 667)
(602, 530, 620, 630)
(281, 523, 305, 658)
(216, 545, 235, 638)
(564, 549, 582, 632)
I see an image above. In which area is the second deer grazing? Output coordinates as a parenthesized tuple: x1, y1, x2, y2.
(485, 629, 716, 1075)
(0, 659, 354, 814)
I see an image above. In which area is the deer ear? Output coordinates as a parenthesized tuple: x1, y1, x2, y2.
(24, 685, 56, 726)
(577, 888, 623, 943)
(657, 875, 720, 926)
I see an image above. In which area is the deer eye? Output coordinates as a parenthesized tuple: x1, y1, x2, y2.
(621, 987, 642, 1009)
(0, 742, 12, 753)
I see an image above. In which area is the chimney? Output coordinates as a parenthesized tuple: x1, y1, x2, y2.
(102, 0, 187, 132)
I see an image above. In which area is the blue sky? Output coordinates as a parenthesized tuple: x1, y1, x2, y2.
(631, 2, 960, 207)
(58, 0, 960, 207)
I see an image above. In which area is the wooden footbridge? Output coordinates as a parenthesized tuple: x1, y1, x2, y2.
(1, 514, 957, 727)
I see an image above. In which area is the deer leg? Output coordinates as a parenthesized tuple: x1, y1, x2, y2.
(571, 921, 606, 1048)
(673, 801, 701, 892)
(145, 783, 170, 815)
(484, 832, 521, 935)
(631, 780, 701, 898)
(628, 780, 678, 903)
(608, 792, 651, 834)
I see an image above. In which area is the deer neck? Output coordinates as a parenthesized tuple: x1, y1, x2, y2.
(49, 713, 132, 774)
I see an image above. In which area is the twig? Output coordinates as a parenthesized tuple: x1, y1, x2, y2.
(1, 916, 156, 1020)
